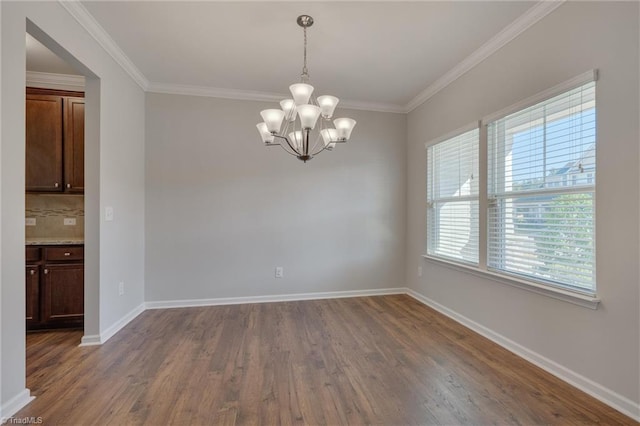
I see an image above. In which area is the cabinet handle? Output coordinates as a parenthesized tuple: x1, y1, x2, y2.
(64, 252, 71, 256)
(66, 183, 71, 189)
(44, 269, 48, 275)
(30, 269, 35, 275)
(54, 182, 59, 188)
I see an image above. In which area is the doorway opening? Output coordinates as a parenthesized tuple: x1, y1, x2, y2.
(23, 20, 100, 390)
(25, 33, 85, 337)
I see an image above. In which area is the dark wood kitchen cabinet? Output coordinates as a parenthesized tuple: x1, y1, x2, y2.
(25, 94, 63, 191)
(26, 245, 84, 330)
(64, 97, 85, 193)
(26, 88, 84, 193)
(26, 265, 40, 326)
(42, 264, 84, 324)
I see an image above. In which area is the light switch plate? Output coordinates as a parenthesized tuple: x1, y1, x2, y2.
(275, 267, 284, 278)
(25, 218, 36, 226)
(64, 218, 77, 226)
(105, 206, 114, 221)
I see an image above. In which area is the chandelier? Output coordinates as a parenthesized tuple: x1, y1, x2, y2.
(256, 15, 356, 163)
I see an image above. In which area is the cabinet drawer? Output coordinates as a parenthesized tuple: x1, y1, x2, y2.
(44, 246, 84, 261)
(26, 247, 41, 262)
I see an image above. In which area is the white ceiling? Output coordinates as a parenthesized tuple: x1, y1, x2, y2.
(76, 1, 536, 110)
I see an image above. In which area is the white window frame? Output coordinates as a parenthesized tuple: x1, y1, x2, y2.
(423, 70, 600, 310)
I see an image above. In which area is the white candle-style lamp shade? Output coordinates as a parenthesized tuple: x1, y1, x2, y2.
(280, 99, 297, 121)
(289, 83, 314, 106)
(256, 122, 274, 143)
(320, 128, 338, 146)
(317, 95, 339, 118)
(260, 109, 285, 133)
(288, 131, 303, 152)
(297, 104, 321, 129)
(333, 118, 356, 140)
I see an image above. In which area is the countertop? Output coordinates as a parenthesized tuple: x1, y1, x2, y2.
(26, 238, 84, 246)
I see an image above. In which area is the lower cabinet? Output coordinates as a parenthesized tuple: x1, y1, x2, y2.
(42, 264, 84, 324)
(26, 245, 84, 330)
(26, 265, 40, 326)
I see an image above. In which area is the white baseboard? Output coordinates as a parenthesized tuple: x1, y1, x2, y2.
(0, 389, 34, 421)
(145, 287, 404, 310)
(79, 334, 101, 346)
(78, 303, 145, 347)
(405, 288, 640, 422)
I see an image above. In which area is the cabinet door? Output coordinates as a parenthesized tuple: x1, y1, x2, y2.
(64, 97, 84, 193)
(26, 95, 64, 192)
(26, 265, 40, 326)
(42, 264, 84, 323)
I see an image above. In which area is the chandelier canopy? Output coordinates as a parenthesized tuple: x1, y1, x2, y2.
(256, 15, 356, 163)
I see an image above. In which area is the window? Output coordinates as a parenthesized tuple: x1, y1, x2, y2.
(426, 127, 479, 265)
(425, 72, 598, 302)
(487, 81, 596, 293)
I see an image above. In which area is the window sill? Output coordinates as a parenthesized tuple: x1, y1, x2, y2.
(422, 255, 600, 310)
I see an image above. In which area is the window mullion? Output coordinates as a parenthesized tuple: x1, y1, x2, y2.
(479, 121, 488, 272)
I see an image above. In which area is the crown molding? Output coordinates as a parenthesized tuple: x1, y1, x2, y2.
(147, 82, 284, 103)
(404, 0, 565, 113)
(339, 99, 406, 114)
(58, 0, 149, 90)
(26, 71, 85, 91)
(147, 82, 406, 114)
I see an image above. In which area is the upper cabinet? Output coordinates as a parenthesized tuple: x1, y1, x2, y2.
(26, 88, 84, 193)
(64, 97, 85, 193)
(26, 94, 64, 191)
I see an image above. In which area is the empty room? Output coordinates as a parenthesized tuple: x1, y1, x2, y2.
(1, 1, 639, 424)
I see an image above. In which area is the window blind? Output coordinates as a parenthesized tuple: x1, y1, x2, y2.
(427, 128, 479, 264)
(487, 81, 596, 293)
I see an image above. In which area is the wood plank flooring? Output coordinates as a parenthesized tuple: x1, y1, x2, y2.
(16, 295, 636, 425)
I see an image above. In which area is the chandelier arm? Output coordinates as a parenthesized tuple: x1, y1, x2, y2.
(281, 117, 291, 140)
(308, 124, 325, 155)
(310, 136, 348, 156)
(278, 144, 300, 158)
(310, 117, 328, 156)
(273, 134, 300, 156)
(310, 141, 331, 157)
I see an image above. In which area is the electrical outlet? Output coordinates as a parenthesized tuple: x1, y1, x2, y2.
(25, 218, 36, 226)
(118, 281, 124, 296)
(64, 218, 77, 226)
(418, 266, 423, 277)
(275, 267, 284, 278)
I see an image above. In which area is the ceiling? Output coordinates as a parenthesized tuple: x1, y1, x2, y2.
(26, 33, 80, 75)
(30, 1, 539, 110)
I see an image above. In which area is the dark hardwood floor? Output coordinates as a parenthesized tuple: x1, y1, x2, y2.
(17, 295, 636, 425)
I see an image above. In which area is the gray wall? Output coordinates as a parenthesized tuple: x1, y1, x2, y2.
(145, 93, 406, 302)
(406, 1, 639, 407)
(1, 1, 145, 410)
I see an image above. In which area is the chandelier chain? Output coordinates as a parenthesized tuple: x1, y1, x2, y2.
(302, 26, 309, 82)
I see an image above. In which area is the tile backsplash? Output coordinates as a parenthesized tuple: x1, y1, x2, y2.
(25, 194, 84, 240)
